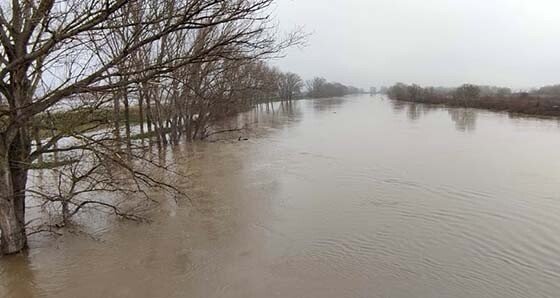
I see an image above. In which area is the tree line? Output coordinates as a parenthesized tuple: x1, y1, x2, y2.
(384, 83, 560, 117)
(306, 77, 363, 98)
(0, 0, 311, 255)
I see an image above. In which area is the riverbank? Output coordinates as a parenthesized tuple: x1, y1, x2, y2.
(386, 87, 560, 118)
(401, 96, 560, 118)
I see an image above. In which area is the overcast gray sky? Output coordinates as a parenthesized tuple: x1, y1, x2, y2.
(272, 0, 560, 89)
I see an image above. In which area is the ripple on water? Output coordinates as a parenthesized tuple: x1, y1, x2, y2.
(3, 96, 560, 298)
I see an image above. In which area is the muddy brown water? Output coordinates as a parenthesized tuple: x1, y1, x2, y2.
(2, 95, 560, 298)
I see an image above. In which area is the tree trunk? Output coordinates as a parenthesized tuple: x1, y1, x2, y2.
(138, 86, 145, 136)
(113, 92, 121, 140)
(32, 124, 43, 163)
(144, 83, 153, 134)
(122, 87, 132, 148)
(153, 99, 168, 146)
(0, 144, 28, 255)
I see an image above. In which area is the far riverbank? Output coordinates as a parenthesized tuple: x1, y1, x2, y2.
(386, 83, 560, 119)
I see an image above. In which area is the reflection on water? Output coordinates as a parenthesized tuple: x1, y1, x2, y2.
(311, 97, 346, 112)
(2, 95, 560, 298)
(389, 99, 478, 132)
(448, 108, 478, 132)
(390, 99, 408, 113)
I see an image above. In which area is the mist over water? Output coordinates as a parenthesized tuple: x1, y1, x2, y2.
(2, 95, 560, 298)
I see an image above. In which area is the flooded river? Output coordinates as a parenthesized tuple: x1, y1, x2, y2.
(2, 94, 560, 298)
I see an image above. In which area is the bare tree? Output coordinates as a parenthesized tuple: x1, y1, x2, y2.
(0, 0, 302, 255)
(306, 77, 358, 98)
(454, 84, 481, 105)
(278, 72, 303, 101)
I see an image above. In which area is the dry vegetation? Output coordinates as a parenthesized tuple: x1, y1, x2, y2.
(386, 83, 560, 117)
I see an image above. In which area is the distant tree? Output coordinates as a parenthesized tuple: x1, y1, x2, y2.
(496, 87, 512, 98)
(305, 77, 360, 98)
(387, 83, 409, 100)
(454, 84, 481, 103)
(407, 84, 423, 101)
(533, 84, 560, 97)
(306, 77, 327, 98)
(278, 72, 303, 101)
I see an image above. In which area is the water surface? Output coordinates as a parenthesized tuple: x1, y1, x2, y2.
(2, 95, 560, 298)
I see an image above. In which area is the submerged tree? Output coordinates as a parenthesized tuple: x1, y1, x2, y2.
(0, 0, 302, 255)
(278, 72, 303, 101)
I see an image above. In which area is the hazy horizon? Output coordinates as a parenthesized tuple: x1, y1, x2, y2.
(273, 0, 560, 90)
